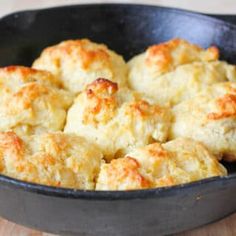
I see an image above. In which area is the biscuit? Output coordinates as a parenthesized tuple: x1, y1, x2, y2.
(0, 66, 73, 136)
(33, 39, 128, 93)
(64, 78, 171, 160)
(0, 131, 103, 189)
(96, 138, 226, 190)
(171, 82, 236, 161)
(128, 38, 236, 105)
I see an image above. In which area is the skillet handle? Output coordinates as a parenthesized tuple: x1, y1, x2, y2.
(208, 14, 236, 25)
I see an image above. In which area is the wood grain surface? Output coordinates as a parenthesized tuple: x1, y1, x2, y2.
(1, 213, 236, 236)
(0, 0, 236, 235)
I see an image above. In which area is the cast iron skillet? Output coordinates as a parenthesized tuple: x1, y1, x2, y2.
(0, 4, 236, 236)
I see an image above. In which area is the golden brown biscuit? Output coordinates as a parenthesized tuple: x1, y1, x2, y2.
(128, 38, 236, 106)
(33, 39, 128, 93)
(0, 131, 103, 189)
(142, 38, 219, 75)
(0, 66, 61, 88)
(171, 82, 236, 161)
(0, 66, 73, 136)
(96, 138, 226, 190)
(96, 156, 152, 190)
(64, 78, 171, 160)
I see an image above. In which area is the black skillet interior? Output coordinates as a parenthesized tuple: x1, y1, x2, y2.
(0, 4, 236, 66)
(0, 4, 236, 176)
(0, 4, 236, 236)
(209, 14, 236, 25)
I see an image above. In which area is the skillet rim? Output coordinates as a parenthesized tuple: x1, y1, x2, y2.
(1, 2, 236, 31)
(0, 3, 236, 200)
(0, 173, 235, 200)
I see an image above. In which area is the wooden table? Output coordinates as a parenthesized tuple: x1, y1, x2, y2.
(0, 0, 236, 235)
(1, 213, 236, 236)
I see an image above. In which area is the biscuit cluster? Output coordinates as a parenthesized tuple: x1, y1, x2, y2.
(0, 38, 235, 190)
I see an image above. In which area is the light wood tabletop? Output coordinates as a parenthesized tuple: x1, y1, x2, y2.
(0, 0, 236, 235)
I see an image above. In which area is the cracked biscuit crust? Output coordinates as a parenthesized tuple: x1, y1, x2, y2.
(128, 38, 236, 106)
(64, 78, 171, 160)
(96, 138, 226, 190)
(33, 39, 128, 93)
(171, 82, 236, 161)
(0, 131, 103, 189)
(0, 66, 73, 136)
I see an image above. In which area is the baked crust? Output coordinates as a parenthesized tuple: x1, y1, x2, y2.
(64, 78, 171, 160)
(33, 39, 128, 93)
(0, 66, 73, 136)
(96, 138, 226, 190)
(171, 82, 236, 161)
(0, 38, 232, 189)
(0, 131, 103, 189)
(128, 38, 236, 106)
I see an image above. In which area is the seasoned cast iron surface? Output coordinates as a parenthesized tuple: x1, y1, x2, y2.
(0, 4, 235, 236)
